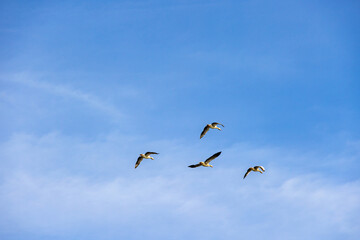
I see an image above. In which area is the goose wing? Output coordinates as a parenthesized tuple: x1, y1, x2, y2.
(243, 168, 252, 179)
(200, 125, 210, 139)
(188, 163, 202, 168)
(204, 151, 222, 164)
(145, 152, 159, 157)
(135, 156, 144, 169)
(255, 166, 265, 172)
(211, 122, 224, 127)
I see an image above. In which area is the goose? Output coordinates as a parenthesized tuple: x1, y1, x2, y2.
(200, 122, 224, 139)
(243, 166, 265, 179)
(135, 152, 159, 169)
(188, 152, 221, 168)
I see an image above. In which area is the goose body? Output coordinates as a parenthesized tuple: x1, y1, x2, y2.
(188, 152, 222, 168)
(135, 152, 159, 169)
(243, 166, 265, 179)
(200, 122, 224, 139)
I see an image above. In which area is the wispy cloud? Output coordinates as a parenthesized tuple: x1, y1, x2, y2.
(3, 73, 124, 120)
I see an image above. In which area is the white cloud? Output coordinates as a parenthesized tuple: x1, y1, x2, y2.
(0, 172, 228, 239)
(0, 131, 359, 239)
(277, 176, 360, 234)
(0, 170, 359, 239)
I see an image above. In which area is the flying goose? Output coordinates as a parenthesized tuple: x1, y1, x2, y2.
(135, 152, 159, 169)
(243, 166, 266, 179)
(188, 151, 222, 168)
(200, 122, 224, 139)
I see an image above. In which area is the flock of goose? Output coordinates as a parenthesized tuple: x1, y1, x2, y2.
(135, 122, 265, 179)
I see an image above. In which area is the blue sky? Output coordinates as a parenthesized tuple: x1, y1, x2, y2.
(0, 0, 359, 239)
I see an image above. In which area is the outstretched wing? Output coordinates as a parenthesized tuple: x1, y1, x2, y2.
(145, 152, 159, 157)
(188, 163, 202, 168)
(200, 125, 210, 139)
(211, 122, 224, 127)
(204, 151, 222, 164)
(135, 156, 144, 169)
(243, 168, 252, 179)
(255, 166, 265, 172)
